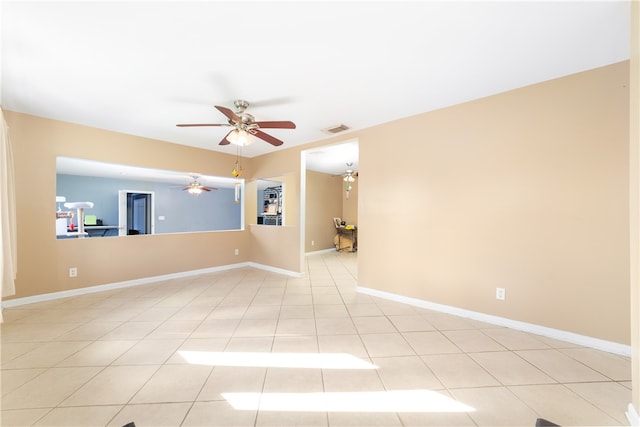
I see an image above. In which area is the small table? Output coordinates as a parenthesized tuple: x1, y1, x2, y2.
(84, 226, 121, 237)
(336, 225, 357, 252)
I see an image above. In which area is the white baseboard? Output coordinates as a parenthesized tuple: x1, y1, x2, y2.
(2, 262, 302, 309)
(357, 286, 632, 357)
(247, 262, 305, 278)
(305, 248, 338, 256)
(628, 403, 640, 426)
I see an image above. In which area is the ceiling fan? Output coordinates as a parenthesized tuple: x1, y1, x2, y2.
(335, 162, 358, 181)
(336, 163, 358, 200)
(182, 175, 217, 195)
(176, 99, 296, 147)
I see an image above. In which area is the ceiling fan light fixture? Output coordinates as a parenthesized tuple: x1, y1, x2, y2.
(188, 185, 203, 195)
(226, 129, 254, 146)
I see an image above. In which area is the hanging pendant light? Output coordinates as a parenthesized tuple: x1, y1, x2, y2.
(232, 143, 243, 178)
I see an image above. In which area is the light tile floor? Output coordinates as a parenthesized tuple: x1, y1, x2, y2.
(0, 251, 632, 426)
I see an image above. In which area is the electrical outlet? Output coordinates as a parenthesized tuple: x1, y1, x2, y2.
(69, 267, 78, 278)
(234, 249, 239, 256)
(311, 240, 315, 246)
(496, 288, 506, 300)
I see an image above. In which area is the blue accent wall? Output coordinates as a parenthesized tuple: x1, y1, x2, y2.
(56, 174, 241, 234)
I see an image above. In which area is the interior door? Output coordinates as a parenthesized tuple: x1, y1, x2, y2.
(131, 193, 151, 234)
(118, 190, 155, 236)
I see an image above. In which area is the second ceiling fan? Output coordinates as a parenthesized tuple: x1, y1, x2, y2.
(181, 175, 216, 195)
(177, 99, 296, 147)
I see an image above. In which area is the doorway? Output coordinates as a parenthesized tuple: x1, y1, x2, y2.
(118, 190, 155, 236)
(300, 139, 359, 268)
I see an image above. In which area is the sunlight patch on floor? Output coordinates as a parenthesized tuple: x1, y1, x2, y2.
(178, 351, 378, 369)
(223, 389, 476, 413)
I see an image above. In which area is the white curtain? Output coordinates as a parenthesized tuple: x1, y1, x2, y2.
(0, 107, 17, 322)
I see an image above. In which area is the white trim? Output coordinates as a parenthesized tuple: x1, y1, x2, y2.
(628, 403, 640, 426)
(247, 262, 304, 278)
(1, 262, 303, 309)
(305, 248, 337, 256)
(300, 150, 307, 274)
(358, 286, 632, 357)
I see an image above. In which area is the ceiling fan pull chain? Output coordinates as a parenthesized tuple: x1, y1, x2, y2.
(232, 145, 243, 178)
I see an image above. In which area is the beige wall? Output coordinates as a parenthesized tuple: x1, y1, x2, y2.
(4, 61, 631, 351)
(305, 170, 343, 252)
(303, 168, 359, 253)
(629, 0, 639, 414)
(248, 151, 302, 273)
(358, 61, 630, 345)
(5, 112, 252, 300)
(239, 61, 631, 348)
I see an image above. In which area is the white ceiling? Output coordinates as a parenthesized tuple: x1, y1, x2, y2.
(1, 1, 631, 176)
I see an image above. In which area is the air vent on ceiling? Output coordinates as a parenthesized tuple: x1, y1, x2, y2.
(322, 124, 350, 134)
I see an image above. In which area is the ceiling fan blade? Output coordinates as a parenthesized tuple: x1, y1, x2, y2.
(215, 105, 241, 122)
(176, 123, 230, 127)
(200, 186, 212, 191)
(255, 121, 296, 129)
(254, 130, 284, 146)
(219, 130, 232, 145)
